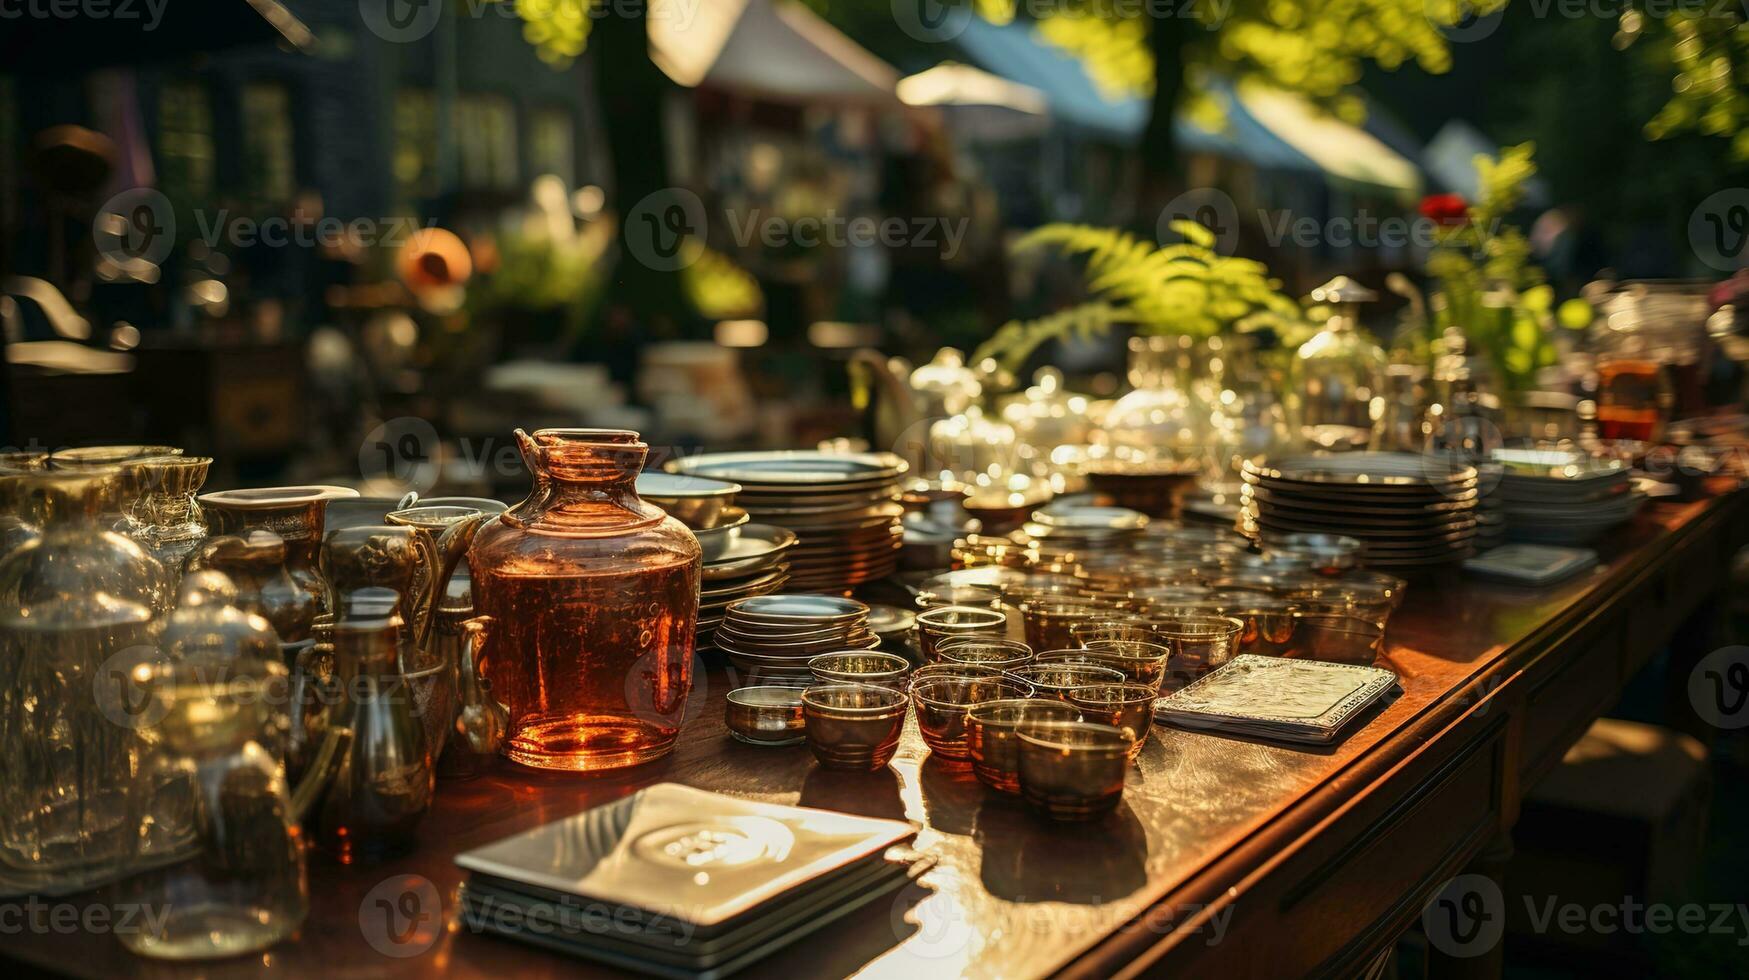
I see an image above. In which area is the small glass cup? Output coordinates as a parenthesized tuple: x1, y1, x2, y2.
(801, 683, 908, 771)
(807, 651, 911, 687)
(909, 662, 1008, 688)
(1287, 585, 1393, 630)
(1070, 620, 1157, 647)
(1077, 638, 1172, 690)
(1017, 720, 1132, 821)
(1010, 662, 1127, 701)
(1343, 570, 1408, 609)
(1152, 614, 1243, 692)
(937, 637, 1034, 672)
(915, 605, 1009, 660)
(1213, 596, 1300, 654)
(725, 686, 807, 746)
(1018, 599, 1107, 652)
(965, 698, 1082, 794)
(911, 675, 1033, 766)
(1066, 683, 1157, 759)
(1289, 614, 1385, 665)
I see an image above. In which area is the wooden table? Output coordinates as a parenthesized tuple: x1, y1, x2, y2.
(10, 490, 1747, 979)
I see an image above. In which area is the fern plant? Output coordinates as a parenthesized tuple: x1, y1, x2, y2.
(974, 220, 1303, 371)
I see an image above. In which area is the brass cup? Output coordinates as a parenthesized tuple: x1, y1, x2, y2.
(1017, 599, 1108, 652)
(965, 698, 1081, 794)
(915, 605, 1009, 661)
(910, 674, 1034, 766)
(1075, 639, 1172, 690)
(801, 683, 908, 771)
(1009, 662, 1126, 702)
(1066, 683, 1157, 760)
(725, 686, 807, 746)
(1016, 720, 1132, 821)
(936, 637, 1033, 672)
(806, 651, 912, 687)
(1152, 614, 1244, 692)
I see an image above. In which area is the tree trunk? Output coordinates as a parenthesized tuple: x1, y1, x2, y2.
(1138, 15, 1193, 219)
(592, 2, 691, 331)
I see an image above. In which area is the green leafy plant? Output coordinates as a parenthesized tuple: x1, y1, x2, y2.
(1421, 143, 1592, 392)
(974, 221, 1303, 370)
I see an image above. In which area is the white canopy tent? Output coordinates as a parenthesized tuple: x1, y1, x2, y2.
(649, 0, 899, 104)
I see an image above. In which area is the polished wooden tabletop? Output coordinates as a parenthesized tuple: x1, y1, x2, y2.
(8, 490, 1744, 979)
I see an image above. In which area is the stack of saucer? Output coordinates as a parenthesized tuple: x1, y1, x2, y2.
(698, 525, 797, 648)
(714, 595, 879, 679)
(1019, 501, 1149, 555)
(1495, 450, 1645, 546)
(670, 451, 908, 594)
(1240, 453, 1480, 569)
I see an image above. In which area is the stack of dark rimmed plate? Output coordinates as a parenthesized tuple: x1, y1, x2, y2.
(698, 525, 798, 648)
(714, 594, 879, 680)
(669, 451, 907, 594)
(1239, 452, 1479, 569)
(1493, 449, 1644, 546)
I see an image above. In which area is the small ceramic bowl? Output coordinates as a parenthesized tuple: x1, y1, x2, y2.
(638, 472, 741, 527)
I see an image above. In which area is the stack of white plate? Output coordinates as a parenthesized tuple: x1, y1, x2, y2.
(670, 451, 907, 594)
(1240, 452, 1480, 569)
(1494, 450, 1645, 546)
(697, 524, 797, 648)
(713, 594, 879, 679)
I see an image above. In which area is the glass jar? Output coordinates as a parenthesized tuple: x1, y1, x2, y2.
(1297, 277, 1387, 450)
(0, 468, 169, 892)
(0, 452, 46, 557)
(190, 530, 320, 661)
(468, 429, 701, 772)
(1206, 335, 1297, 493)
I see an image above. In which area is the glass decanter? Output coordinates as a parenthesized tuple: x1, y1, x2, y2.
(0, 468, 169, 892)
(119, 651, 340, 960)
(312, 609, 433, 863)
(467, 429, 702, 772)
(1297, 277, 1387, 450)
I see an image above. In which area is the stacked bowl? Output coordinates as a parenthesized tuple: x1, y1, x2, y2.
(670, 451, 907, 594)
(714, 595, 879, 680)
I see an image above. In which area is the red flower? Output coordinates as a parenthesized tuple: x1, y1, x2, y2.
(1419, 193, 1469, 227)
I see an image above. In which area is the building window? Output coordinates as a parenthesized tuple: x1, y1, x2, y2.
(528, 106, 575, 185)
(157, 80, 215, 203)
(242, 82, 295, 207)
(455, 94, 518, 191)
(394, 89, 438, 205)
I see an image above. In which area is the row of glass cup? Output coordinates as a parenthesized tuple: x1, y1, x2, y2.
(725, 633, 1177, 821)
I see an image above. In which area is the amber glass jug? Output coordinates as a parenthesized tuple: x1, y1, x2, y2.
(467, 429, 701, 771)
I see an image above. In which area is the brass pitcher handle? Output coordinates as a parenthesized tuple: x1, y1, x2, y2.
(418, 512, 489, 650)
(290, 723, 352, 823)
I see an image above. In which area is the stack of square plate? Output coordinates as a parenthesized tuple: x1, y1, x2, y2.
(714, 594, 879, 679)
(456, 783, 922, 979)
(1493, 449, 1645, 546)
(1153, 654, 1399, 745)
(1239, 452, 1480, 569)
(698, 524, 798, 648)
(668, 451, 907, 594)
